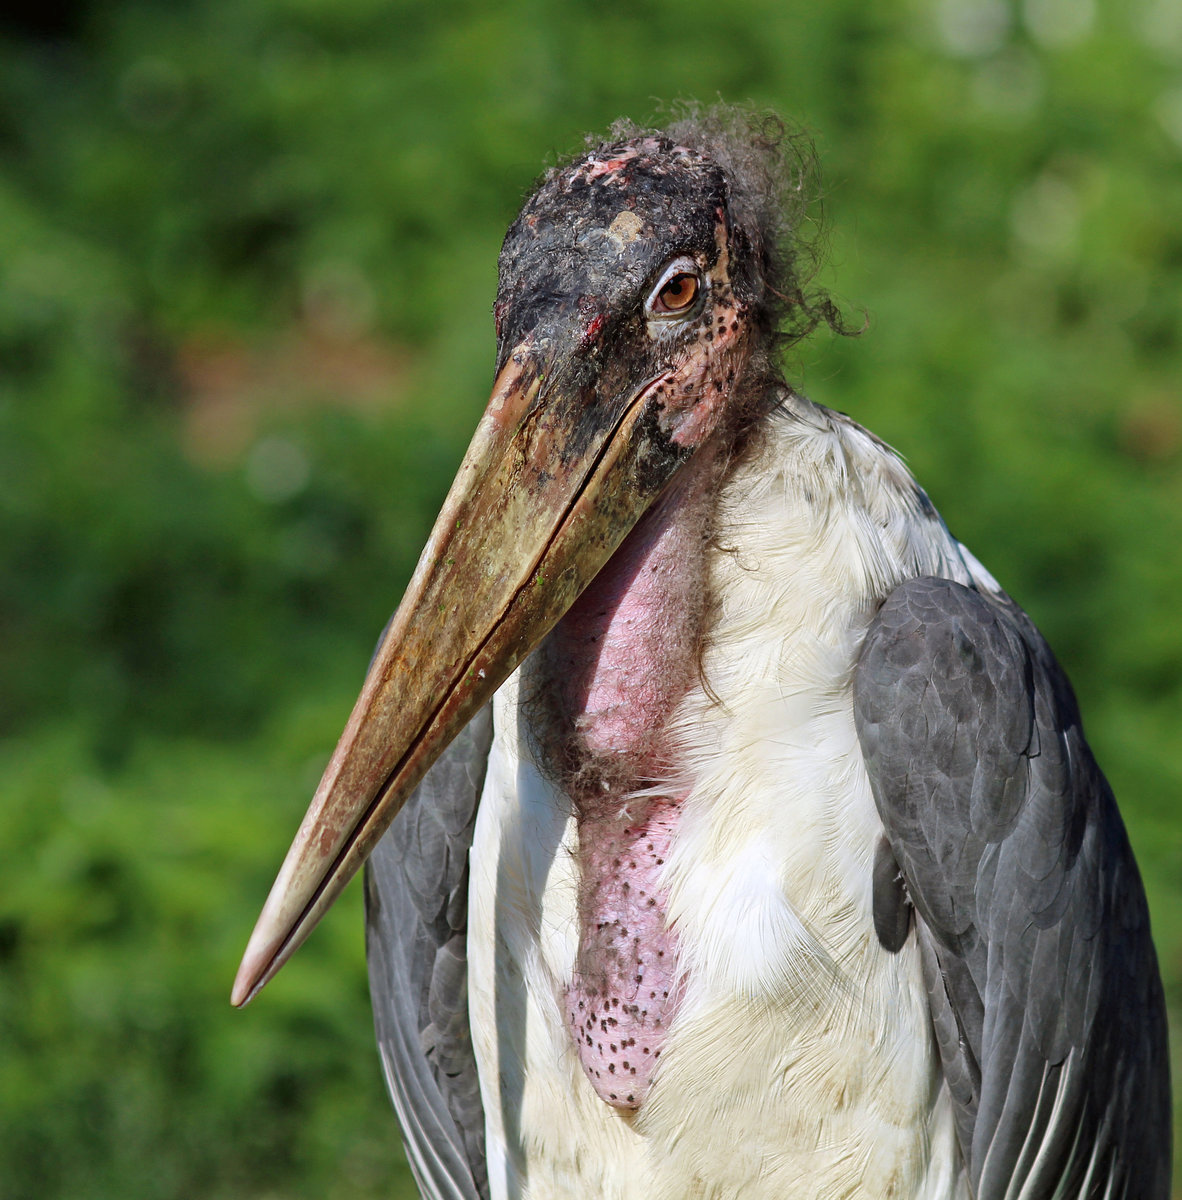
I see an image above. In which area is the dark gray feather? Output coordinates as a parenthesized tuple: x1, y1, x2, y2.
(854, 576, 1171, 1199)
(872, 835, 912, 953)
(365, 705, 493, 1200)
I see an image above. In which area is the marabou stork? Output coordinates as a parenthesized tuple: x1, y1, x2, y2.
(233, 112, 1171, 1199)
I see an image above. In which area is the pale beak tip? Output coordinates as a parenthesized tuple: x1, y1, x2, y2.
(230, 963, 258, 1009)
(230, 918, 286, 1008)
(230, 948, 264, 1008)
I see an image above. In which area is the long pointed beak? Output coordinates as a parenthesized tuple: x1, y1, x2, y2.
(232, 346, 690, 1005)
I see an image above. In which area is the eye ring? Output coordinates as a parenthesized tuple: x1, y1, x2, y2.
(646, 258, 705, 320)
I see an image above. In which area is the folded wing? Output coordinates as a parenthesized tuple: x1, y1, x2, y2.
(365, 706, 493, 1200)
(854, 577, 1170, 1199)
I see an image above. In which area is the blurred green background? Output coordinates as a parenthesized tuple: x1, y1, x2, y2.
(1, 0, 1179, 1196)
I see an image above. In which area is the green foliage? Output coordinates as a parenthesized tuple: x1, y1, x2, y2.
(1, 0, 1179, 1195)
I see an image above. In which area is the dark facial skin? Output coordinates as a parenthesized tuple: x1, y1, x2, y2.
(493, 135, 767, 478)
(497, 140, 725, 351)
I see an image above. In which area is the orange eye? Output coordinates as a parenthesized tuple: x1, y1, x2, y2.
(653, 271, 700, 314)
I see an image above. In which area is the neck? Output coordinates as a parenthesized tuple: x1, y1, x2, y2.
(533, 435, 729, 1110)
(540, 436, 726, 781)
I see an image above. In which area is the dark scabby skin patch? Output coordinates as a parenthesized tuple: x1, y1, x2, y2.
(494, 138, 732, 375)
(629, 397, 693, 504)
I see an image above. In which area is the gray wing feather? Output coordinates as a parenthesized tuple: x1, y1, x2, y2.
(364, 705, 493, 1200)
(854, 577, 1170, 1199)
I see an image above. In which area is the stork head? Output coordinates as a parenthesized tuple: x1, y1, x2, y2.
(490, 129, 781, 446)
(232, 112, 828, 1005)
